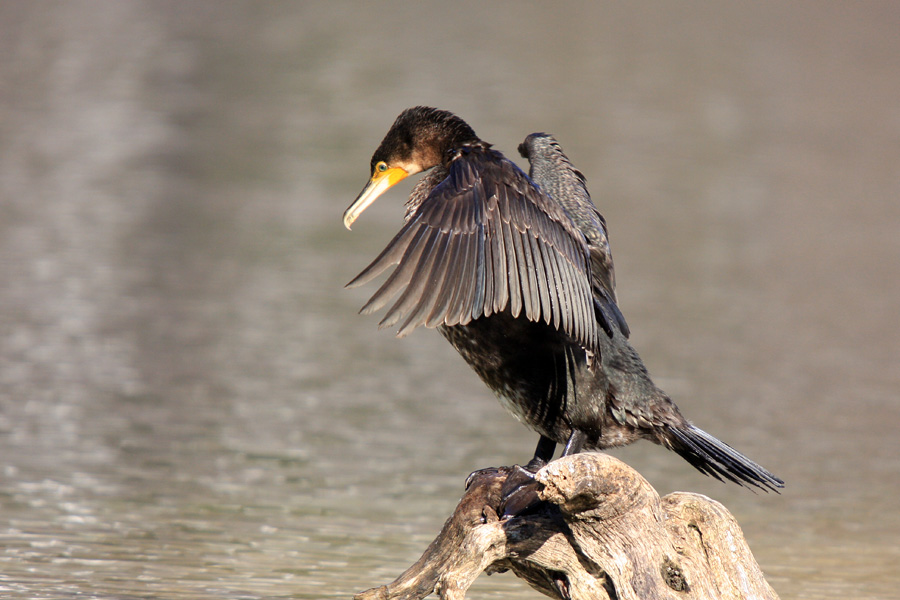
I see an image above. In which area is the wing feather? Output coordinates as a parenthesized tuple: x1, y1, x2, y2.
(501, 216, 523, 318)
(382, 229, 442, 333)
(488, 205, 507, 315)
(426, 234, 465, 327)
(529, 232, 552, 325)
(445, 226, 473, 326)
(538, 232, 562, 330)
(468, 223, 487, 321)
(420, 235, 455, 329)
(519, 221, 538, 321)
(359, 225, 429, 316)
(346, 225, 418, 290)
(479, 217, 493, 319)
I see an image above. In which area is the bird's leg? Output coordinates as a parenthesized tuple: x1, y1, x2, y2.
(561, 429, 587, 456)
(525, 435, 557, 472)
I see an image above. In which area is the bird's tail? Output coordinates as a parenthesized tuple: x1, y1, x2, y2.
(665, 424, 784, 492)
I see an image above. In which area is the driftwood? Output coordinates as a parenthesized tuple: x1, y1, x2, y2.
(356, 453, 779, 600)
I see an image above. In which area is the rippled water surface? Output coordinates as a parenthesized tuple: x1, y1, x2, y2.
(1, 2, 898, 599)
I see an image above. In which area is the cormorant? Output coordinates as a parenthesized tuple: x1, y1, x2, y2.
(343, 107, 783, 492)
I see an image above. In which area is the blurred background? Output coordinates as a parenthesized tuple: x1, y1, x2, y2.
(1, 2, 898, 599)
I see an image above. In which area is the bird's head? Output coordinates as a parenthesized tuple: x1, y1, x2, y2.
(343, 107, 478, 229)
(517, 132, 558, 161)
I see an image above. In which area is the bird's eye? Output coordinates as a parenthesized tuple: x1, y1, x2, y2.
(375, 161, 388, 173)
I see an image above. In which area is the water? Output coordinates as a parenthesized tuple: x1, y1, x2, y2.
(1, 2, 898, 598)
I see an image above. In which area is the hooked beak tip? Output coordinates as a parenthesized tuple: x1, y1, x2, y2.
(343, 166, 409, 232)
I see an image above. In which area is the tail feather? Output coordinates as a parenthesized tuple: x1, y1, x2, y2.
(667, 425, 784, 493)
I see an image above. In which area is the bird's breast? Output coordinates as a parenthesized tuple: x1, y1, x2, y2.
(437, 311, 582, 441)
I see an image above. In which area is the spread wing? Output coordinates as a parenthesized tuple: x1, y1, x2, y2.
(346, 151, 599, 350)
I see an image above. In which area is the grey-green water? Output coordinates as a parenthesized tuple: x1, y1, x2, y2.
(1, 2, 898, 598)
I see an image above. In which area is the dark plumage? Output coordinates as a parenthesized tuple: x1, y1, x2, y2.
(519, 133, 630, 339)
(343, 107, 783, 492)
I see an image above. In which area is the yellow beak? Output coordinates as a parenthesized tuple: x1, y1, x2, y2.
(343, 167, 410, 230)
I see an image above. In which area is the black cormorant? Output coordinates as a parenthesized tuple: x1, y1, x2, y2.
(343, 107, 783, 492)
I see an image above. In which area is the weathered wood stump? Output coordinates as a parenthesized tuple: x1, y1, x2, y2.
(356, 453, 778, 600)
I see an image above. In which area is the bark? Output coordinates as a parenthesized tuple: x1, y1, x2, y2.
(355, 453, 779, 600)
